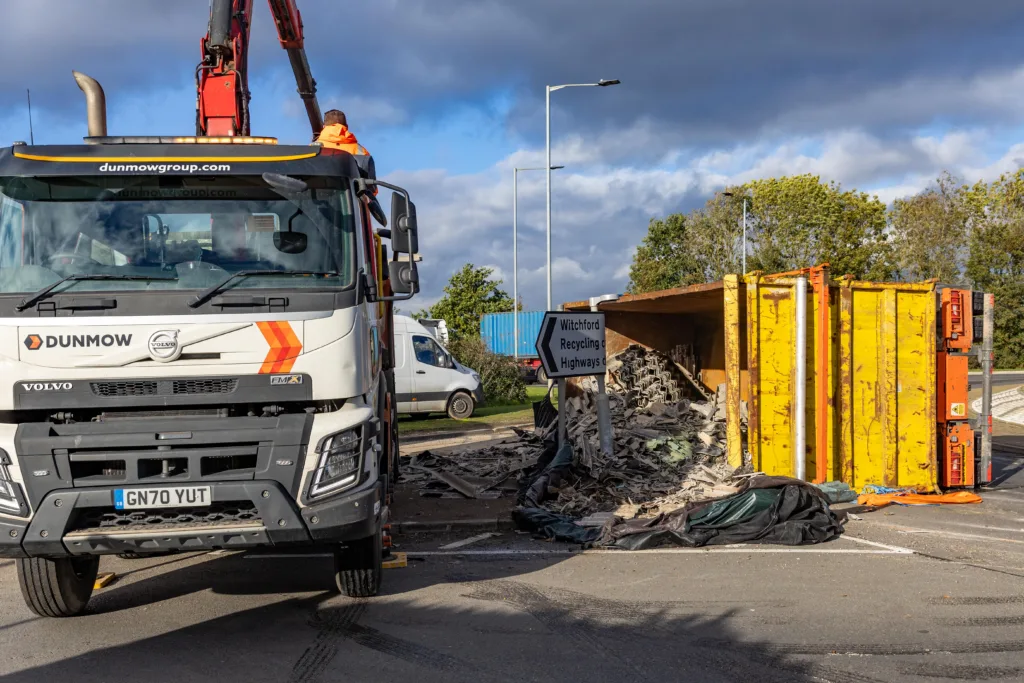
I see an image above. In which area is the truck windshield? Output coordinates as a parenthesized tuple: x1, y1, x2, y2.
(0, 174, 356, 295)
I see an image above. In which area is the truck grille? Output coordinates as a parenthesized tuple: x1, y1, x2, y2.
(172, 378, 238, 395)
(92, 381, 159, 397)
(91, 378, 238, 398)
(69, 501, 261, 533)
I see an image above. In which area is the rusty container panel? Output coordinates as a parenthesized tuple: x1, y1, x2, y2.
(749, 278, 937, 492)
(747, 280, 797, 477)
(841, 283, 936, 491)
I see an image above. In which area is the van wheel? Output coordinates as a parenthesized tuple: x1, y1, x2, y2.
(17, 555, 99, 617)
(334, 526, 383, 598)
(447, 391, 474, 420)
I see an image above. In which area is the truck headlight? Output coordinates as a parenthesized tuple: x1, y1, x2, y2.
(0, 450, 26, 516)
(310, 427, 364, 498)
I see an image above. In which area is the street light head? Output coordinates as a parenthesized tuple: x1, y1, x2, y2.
(598, 79, 620, 87)
(722, 191, 735, 197)
(551, 165, 565, 170)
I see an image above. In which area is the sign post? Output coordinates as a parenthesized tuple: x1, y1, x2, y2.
(535, 312, 612, 454)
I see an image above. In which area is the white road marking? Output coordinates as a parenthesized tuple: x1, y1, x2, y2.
(438, 532, 499, 550)
(981, 492, 1024, 506)
(869, 522, 1024, 546)
(935, 521, 1024, 534)
(839, 535, 916, 554)
(407, 537, 913, 558)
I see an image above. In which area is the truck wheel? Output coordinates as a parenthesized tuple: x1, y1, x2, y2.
(334, 528, 383, 598)
(447, 391, 474, 420)
(17, 555, 99, 617)
(537, 367, 547, 384)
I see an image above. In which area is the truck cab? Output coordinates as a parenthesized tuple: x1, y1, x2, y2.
(0, 138, 419, 615)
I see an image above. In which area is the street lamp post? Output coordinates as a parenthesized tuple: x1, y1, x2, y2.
(545, 78, 620, 311)
(513, 165, 563, 359)
(723, 190, 751, 274)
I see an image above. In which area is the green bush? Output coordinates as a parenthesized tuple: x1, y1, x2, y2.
(448, 337, 528, 405)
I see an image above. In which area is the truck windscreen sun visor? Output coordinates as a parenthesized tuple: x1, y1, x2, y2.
(0, 175, 357, 298)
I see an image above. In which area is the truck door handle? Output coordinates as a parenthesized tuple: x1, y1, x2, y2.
(416, 370, 426, 374)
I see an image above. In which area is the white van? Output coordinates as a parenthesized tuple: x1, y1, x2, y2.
(394, 316, 484, 419)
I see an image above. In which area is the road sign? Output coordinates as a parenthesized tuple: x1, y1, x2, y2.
(535, 312, 606, 379)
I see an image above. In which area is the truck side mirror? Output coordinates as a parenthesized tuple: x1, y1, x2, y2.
(390, 259, 419, 295)
(390, 194, 419, 254)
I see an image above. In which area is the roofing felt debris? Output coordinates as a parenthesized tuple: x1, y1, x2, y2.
(403, 345, 746, 519)
(401, 344, 846, 549)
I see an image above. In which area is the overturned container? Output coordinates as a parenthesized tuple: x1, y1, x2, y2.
(566, 268, 943, 492)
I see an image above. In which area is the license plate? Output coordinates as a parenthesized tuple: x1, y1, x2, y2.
(114, 486, 212, 510)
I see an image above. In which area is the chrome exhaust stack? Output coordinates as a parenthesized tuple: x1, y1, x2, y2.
(72, 71, 107, 138)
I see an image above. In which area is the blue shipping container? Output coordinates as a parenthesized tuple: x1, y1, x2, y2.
(480, 311, 546, 358)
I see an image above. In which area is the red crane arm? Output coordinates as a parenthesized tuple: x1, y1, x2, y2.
(196, 0, 323, 138)
(267, 0, 323, 137)
(197, 0, 253, 136)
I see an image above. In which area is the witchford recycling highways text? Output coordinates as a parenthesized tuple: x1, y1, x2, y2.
(559, 356, 606, 371)
(559, 318, 602, 331)
(558, 337, 605, 351)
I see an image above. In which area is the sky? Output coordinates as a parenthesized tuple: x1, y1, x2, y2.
(2, 0, 1024, 311)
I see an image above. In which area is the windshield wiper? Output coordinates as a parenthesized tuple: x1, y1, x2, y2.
(188, 270, 339, 308)
(16, 274, 178, 312)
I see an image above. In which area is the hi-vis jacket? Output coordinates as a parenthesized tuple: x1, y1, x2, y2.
(317, 124, 370, 155)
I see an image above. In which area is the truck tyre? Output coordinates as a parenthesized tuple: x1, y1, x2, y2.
(447, 391, 474, 420)
(17, 555, 99, 617)
(537, 367, 547, 384)
(334, 527, 383, 598)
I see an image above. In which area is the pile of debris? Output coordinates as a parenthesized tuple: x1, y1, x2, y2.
(404, 345, 751, 520)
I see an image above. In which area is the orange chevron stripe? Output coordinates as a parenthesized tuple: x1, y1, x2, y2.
(257, 321, 303, 374)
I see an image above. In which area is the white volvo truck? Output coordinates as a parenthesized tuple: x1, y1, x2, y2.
(0, 92, 420, 616)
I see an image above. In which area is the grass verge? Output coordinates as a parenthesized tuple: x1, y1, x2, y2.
(398, 385, 552, 434)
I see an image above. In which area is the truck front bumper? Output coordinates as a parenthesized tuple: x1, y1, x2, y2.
(0, 479, 381, 559)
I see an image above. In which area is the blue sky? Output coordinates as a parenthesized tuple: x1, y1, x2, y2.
(3, 0, 1024, 310)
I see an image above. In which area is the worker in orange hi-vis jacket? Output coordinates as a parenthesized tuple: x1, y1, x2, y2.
(317, 109, 377, 196)
(317, 110, 370, 155)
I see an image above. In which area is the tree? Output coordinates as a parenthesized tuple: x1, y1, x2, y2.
(627, 214, 702, 293)
(965, 170, 1024, 368)
(427, 264, 515, 341)
(745, 175, 892, 279)
(889, 172, 969, 284)
(627, 192, 745, 294)
(628, 176, 891, 293)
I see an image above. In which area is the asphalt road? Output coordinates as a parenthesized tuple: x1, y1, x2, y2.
(972, 371, 1024, 386)
(3, 453, 1024, 682)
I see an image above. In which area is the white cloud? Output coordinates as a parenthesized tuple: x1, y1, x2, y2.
(386, 124, 1024, 312)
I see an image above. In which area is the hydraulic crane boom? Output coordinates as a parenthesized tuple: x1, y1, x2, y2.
(197, 0, 323, 137)
(267, 0, 323, 137)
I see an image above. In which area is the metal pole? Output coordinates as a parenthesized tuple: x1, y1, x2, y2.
(26, 90, 34, 145)
(545, 85, 552, 312)
(794, 276, 808, 480)
(741, 197, 747, 274)
(980, 292, 995, 484)
(557, 377, 567, 447)
(513, 168, 519, 360)
(591, 299, 613, 456)
(595, 375, 613, 456)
